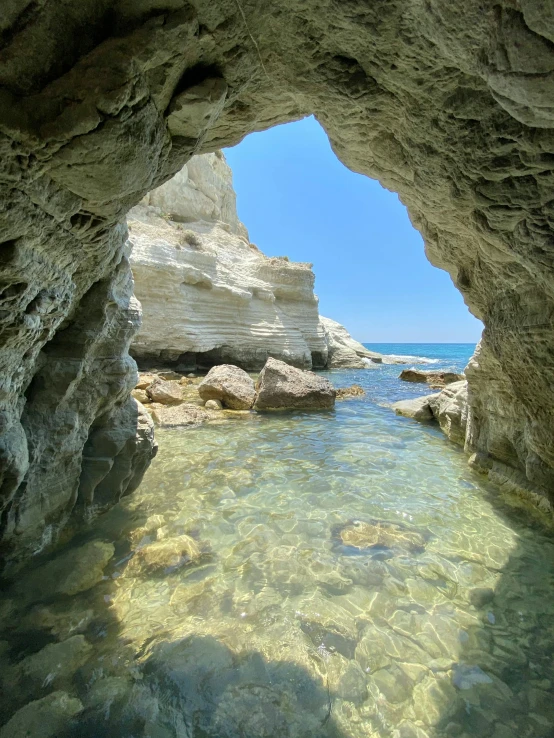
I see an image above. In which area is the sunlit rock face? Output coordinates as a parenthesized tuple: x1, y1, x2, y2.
(129, 152, 327, 371)
(1, 0, 554, 560)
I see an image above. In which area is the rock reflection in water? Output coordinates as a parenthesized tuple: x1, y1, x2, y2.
(1, 377, 554, 738)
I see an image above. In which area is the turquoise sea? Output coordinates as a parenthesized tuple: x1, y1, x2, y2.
(1, 342, 554, 738)
(360, 342, 475, 406)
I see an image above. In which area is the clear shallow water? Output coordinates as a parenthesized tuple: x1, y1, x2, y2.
(1, 347, 554, 738)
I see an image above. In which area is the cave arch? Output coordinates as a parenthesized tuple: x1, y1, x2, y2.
(1, 0, 553, 559)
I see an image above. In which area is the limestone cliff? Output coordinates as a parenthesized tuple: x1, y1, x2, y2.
(129, 153, 329, 370)
(319, 316, 403, 368)
(2, 0, 554, 561)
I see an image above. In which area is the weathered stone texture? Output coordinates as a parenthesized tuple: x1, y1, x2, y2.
(198, 364, 256, 410)
(1, 0, 554, 560)
(255, 357, 336, 411)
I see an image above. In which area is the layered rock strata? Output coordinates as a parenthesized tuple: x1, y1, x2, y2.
(1, 0, 554, 560)
(130, 155, 395, 372)
(319, 316, 399, 368)
(129, 196, 328, 371)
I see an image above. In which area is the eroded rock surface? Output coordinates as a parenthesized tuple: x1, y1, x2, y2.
(429, 381, 469, 446)
(1, 0, 554, 561)
(393, 394, 440, 422)
(320, 316, 391, 368)
(129, 153, 328, 371)
(399, 369, 465, 387)
(255, 357, 336, 411)
(198, 364, 256, 410)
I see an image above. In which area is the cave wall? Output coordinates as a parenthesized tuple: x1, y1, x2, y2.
(1, 0, 553, 560)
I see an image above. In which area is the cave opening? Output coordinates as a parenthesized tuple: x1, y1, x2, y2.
(129, 116, 483, 376)
(1, 4, 554, 735)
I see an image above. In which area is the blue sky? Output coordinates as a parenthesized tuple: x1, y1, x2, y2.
(224, 116, 483, 343)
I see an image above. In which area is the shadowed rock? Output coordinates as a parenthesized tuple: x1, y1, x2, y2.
(0, 691, 83, 738)
(2, 0, 554, 560)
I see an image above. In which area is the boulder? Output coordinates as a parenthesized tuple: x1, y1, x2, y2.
(205, 399, 223, 410)
(254, 357, 336, 410)
(336, 384, 365, 400)
(145, 378, 183, 405)
(392, 393, 440, 421)
(12, 636, 92, 694)
(399, 369, 464, 386)
(0, 691, 83, 738)
(429, 380, 468, 445)
(198, 364, 256, 410)
(149, 403, 212, 428)
(14, 540, 114, 603)
(131, 388, 149, 404)
(392, 381, 469, 446)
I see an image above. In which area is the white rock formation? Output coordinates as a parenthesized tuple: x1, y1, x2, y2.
(142, 152, 248, 241)
(129, 153, 329, 371)
(319, 316, 393, 368)
(130, 153, 397, 372)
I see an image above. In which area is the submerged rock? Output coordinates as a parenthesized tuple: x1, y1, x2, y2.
(11, 636, 92, 695)
(336, 384, 365, 400)
(412, 675, 461, 726)
(198, 364, 256, 410)
(15, 540, 115, 602)
(0, 691, 83, 738)
(335, 519, 427, 554)
(125, 534, 203, 576)
(392, 393, 439, 421)
(255, 357, 335, 410)
(399, 369, 465, 386)
(84, 676, 132, 709)
(22, 602, 95, 640)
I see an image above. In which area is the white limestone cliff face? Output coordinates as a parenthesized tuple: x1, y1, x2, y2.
(319, 316, 403, 368)
(129, 153, 329, 371)
(142, 151, 248, 241)
(130, 154, 396, 373)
